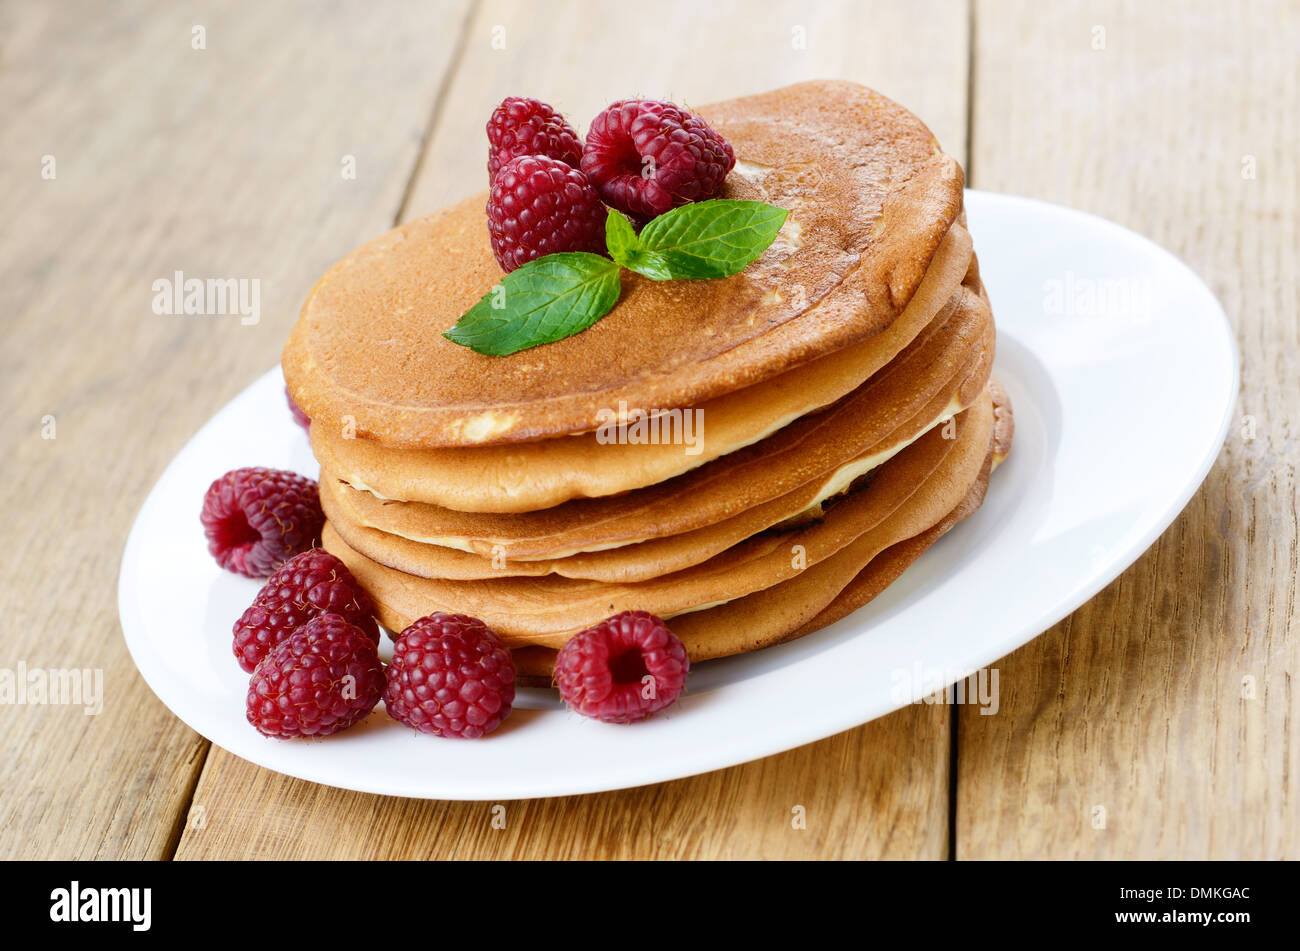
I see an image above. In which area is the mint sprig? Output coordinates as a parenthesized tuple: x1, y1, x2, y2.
(445, 199, 788, 356)
(442, 253, 621, 357)
(628, 200, 789, 280)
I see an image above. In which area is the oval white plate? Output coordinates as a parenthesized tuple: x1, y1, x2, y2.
(119, 191, 1237, 799)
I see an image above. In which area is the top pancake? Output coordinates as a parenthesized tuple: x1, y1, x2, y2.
(283, 80, 964, 448)
(311, 226, 974, 511)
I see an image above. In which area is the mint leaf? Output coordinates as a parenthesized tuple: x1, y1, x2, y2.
(626, 200, 789, 281)
(444, 199, 789, 355)
(605, 209, 641, 268)
(442, 253, 621, 356)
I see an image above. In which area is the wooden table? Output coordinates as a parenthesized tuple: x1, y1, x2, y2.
(2, 0, 1294, 860)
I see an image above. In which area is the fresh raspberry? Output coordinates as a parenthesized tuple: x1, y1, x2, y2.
(554, 610, 688, 723)
(486, 155, 607, 273)
(285, 385, 310, 431)
(247, 613, 385, 738)
(487, 96, 583, 182)
(201, 467, 324, 577)
(581, 99, 735, 219)
(384, 613, 515, 738)
(232, 549, 379, 673)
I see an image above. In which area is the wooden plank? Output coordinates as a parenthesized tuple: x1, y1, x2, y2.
(958, 0, 1298, 858)
(176, 702, 946, 860)
(0, 0, 472, 859)
(406, 0, 970, 213)
(176, 0, 971, 859)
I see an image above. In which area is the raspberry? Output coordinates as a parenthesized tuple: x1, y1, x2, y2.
(486, 155, 607, 273)
(581, 99, 735, 219)
(247, 613, 385, 738)
(487, 96, 583, 182)
(384, 613, 515, 738)
(554, 611, 688, 723)
(232, 549, 379, 673)
(201, 467, 324, 577)
(285, 385, 310, 431)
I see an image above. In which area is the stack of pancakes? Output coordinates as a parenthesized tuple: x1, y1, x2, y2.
(284, 81, 1013, 680)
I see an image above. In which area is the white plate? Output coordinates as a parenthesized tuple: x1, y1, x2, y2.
(118, 191, 1237, 799)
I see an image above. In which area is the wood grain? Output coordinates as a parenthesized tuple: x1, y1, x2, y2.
(0, 0, 472, 859)
(10, 0, 1287, 861)
(174, 0, 971, 860)
(175, 702, 946, 860)
(957, 0, 1298, 859)
(406, 0, 970, 213)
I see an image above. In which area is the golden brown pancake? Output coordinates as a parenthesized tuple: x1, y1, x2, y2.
(320, 394, 955, 583)
(316, 273, 994, 570)
(285, 79, 1014, 688)
(319, 278, 996, 577)
(782, 379, 1013, 639)
(318, 274, 993, 523)
(323, 389, 994, 645)
(321, 338, 983, 564)
(310, 226, 973, 511)
(783, 460, 992, 642)
(987, 375, 1015, 462)
(508, 381, 1012, 681)
(284, 80, 964, 447)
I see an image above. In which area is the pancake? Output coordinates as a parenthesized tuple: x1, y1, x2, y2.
(987, 375, 1015, 461)
(778, 376, 1012, 639)
(323, 388, 994, 645)
(284, 80, 965, 448)
(321, 278, 991, 564)
(783, 459, 992, 642)
(320, 392, 957, 583)
(321, 279, 992, 537)
(508, 380, 1012, 682)
(310, 225, 973, 511)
